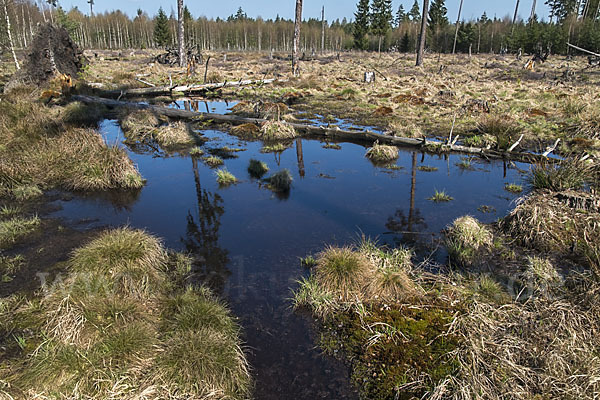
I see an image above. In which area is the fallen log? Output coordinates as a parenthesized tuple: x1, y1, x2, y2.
(72, 95, 558, 164)
(101, 78, 282, 98)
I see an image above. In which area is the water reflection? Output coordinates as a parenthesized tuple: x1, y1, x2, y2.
(386, 152, 427, 245)
(182, 157, 230, 293)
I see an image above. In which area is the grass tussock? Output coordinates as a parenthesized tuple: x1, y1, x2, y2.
(265, 169, 293, 192)
(248, 159, 269, 178)
(215, 169, 238, 186)
(294, 239, 419, 318)
(202, 155, 224, 167)
(0, 228, 251, 399)
(230, 123, 260, 137)
(429, 189, 454, 202)
(445, 216, 493, 267)
(259, 121, 296, 140)
(365, 142, 398, 164)
(295, 236, 600, 399)
(477, 116, 520, 150)
(0, 91, 143, 195)
(501, 192, 600, 261)
(121, 111, 195, 149)
(527, 160, 590, 192)
(0, 216, 40, 249)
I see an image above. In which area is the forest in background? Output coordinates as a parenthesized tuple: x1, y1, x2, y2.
(0, 0, 599, 56)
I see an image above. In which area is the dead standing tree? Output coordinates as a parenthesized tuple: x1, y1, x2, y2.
(452, 0, 464, 54)
(2, 0, 20, 70)
(292, 0, 303, 76)
(416, 0, 429, 66)
(177, 0, 186, 67)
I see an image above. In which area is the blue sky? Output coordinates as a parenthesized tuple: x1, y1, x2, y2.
(60, 0, 550, 22)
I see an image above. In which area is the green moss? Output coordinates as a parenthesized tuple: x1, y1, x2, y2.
(322, 305, 460, 400)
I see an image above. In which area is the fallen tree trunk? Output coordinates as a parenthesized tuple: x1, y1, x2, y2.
(73, 95, 558, 164)
(102, 78, 282, 98)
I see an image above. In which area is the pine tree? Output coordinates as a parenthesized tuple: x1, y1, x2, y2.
(353, 0, 370, 50)
(371, 0, 393, 52)
(395, 4, 406, 27)
(153, 7, 171, 48)
(408, 0, 421, 21)
(545, 0, 578, 22)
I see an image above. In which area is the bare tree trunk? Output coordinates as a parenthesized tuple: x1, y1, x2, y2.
(416, 0, 429, 66)
(177, 0, 186, 67)
(452, 0, 464, 54)
(530, 0, 537, 21)
(292, 0, 303, 76)
(3, 0, 20, 70)
(321, 5, 325, 53)
(88, 0, 94, 17)
(512, 0, 520, 31)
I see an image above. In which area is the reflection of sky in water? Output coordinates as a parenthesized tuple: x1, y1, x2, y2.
(52, 103, 529, 399)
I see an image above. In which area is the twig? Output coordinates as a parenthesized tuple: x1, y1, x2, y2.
(136, 78, 155, 88)
(508, 134, 524, 152)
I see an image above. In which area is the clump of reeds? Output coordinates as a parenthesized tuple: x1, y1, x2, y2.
(153, 121, 196, 148)
(265, 169, 293, 192)
(202, 155, 224, 167)
(259, 121, 296, 140)
(445, 216, 493, 267)
(477, 116, 520, 150)
(261, 142, 289, 153)
(215, 168, 238, 186)
(527, 160, 589, 192)
(428, 190, 453, 202)
(247, 159, 269, 178)
(365, 142, 398, 164)
(119, 109, 161, 140)
(504, 183, 523, 193)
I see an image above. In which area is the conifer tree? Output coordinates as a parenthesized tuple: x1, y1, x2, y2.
(353, 0, 370, 50)
(408, 0, 421, 21)
(153, 7, 171, 48)
(371, 0, 393, 52)
(395, 4, 406, 27)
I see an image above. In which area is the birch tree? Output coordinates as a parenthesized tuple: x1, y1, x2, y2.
(292, 0, 302, 76)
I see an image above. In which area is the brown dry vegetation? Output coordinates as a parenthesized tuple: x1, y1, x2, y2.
(0, 228, 251, 399)
(0, 88, 143, 198)
(80, 51, 600, 156)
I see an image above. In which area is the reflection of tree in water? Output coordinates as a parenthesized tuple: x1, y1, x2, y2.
(385, 152, 427, 244)
(182, 158, 230, 293)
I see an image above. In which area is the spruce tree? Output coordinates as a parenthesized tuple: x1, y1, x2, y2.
(353, 0, 370, 50)
(153, 7, 171, 48)
(400, 31, 411, 51)
(395, 4, 406, 27)
(371, 0, 393, 52)
(408, 0, 421, 21)
(427, 0, 448, 51)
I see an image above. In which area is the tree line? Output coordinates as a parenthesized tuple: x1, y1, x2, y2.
(1, 0, 599, 57)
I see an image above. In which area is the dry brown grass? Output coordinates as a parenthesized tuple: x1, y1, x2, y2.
(445, 216, 494, 267)
(0, 228, 251, 399)
(502, 192, 600, 259)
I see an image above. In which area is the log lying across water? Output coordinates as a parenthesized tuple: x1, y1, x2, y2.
(102, 78, 282, 98)
(73, 94, 556, 164)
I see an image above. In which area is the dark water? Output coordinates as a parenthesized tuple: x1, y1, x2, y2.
(50, 103, 527, 399)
